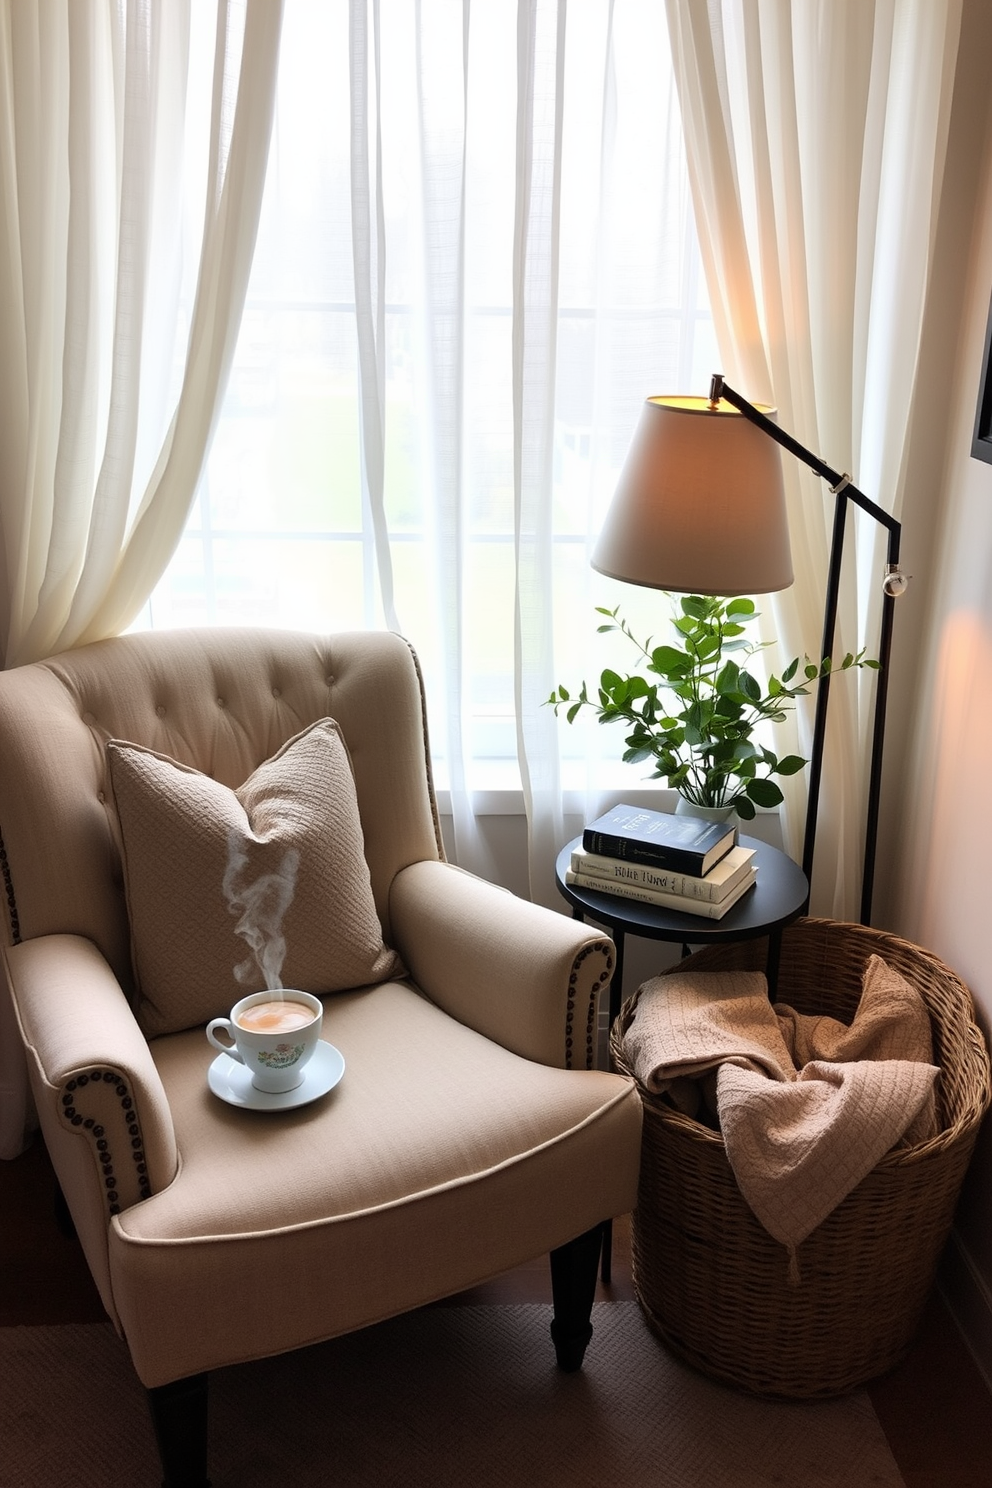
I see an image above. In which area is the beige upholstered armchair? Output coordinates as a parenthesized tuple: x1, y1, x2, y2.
(0, 628, 641, 1488)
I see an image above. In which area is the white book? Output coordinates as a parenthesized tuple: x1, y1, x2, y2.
(569, 843, 756, 903)
(564, 865, 758, 920)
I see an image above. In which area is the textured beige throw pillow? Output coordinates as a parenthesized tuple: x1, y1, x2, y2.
(108, 719, 403, 1038)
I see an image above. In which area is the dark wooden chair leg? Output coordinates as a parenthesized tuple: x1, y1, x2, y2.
(549, 1223, 604, 1372)
(147, 1372, 210, 1488)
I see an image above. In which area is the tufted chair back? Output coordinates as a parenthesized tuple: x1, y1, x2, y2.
(0, 627, 443, 999)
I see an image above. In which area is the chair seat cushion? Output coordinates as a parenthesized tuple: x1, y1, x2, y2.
(108, 980, 642, 1385)
(107, 719, 403, 1038)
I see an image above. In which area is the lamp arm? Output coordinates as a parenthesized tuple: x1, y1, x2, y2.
(710, 375, 903, 924)
(712, 376, 902, 557)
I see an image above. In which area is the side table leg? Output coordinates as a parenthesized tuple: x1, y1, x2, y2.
(608, 930, 626, 1028)
(766, 929, 783, 999)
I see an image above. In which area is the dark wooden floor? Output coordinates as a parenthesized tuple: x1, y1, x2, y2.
(3, 1139, 992, 1487)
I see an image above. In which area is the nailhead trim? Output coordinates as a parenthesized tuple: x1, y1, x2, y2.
(0, 828, 21, 944)
(61, 1070, 151, 1215)
(566, 942, 614, 1070)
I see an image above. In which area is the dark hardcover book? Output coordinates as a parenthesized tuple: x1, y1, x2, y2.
(581, 803, 737, 875)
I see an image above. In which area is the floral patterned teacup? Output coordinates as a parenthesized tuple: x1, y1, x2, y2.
(206, 990, 323, 1093)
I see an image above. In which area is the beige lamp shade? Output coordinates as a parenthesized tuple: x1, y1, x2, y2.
(591, 395, 794, 596)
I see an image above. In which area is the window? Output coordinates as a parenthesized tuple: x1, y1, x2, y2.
(138, 0, 715, 790)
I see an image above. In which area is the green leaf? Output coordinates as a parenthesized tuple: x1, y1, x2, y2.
(681, 595, 711, 619)
(726, 597, 756, 617)
(732, 739, 760, 761)
(746, 777, 784, 807)
(739, 670, 762, 703)
(566, 703, 582, 724)
(735, 797, 756, 820)
(781, 657, 799, 682)
(650, 645, 691, 677)
(775, 754, 806, 775)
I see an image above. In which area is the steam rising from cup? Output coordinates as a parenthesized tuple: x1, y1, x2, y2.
(223, 832, 300, 993)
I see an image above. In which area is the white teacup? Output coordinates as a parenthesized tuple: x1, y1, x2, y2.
(206, 989, 323, 1093)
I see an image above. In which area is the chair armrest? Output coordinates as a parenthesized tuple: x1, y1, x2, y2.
(4, 935, 178, 1210)
(389, 860, 615, 1069)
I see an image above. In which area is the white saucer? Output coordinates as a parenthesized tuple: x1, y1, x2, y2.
(208, 1039, 345, 1111)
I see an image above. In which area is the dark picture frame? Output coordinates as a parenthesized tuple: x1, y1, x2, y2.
(973, 286, 992, 465)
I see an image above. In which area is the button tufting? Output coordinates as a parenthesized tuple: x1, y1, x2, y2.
(97, 791, 106, 804)
(325, 676, 334, 687)
(216, 697, 225, 708)
(155, 705, 166, 717)
(272, 687, 282, 699)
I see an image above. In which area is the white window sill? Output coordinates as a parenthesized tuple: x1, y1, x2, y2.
(432, 777, 785, 850)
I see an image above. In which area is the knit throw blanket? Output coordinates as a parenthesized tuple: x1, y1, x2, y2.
(620, 957, 939, 1278)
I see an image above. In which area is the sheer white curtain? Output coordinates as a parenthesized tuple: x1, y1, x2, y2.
(0, 0, 283, 669)
(665, 0, 962, 917)
(143, 0, 715, 900)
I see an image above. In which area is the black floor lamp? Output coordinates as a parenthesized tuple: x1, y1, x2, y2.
(590, 375, 909, 923)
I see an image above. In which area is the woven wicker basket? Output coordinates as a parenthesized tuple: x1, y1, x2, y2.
(610, 917, 991, 1399)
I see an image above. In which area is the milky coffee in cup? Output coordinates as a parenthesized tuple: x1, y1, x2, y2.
(206, 989, 323, 1093)
(236, 1000, 315, 1034)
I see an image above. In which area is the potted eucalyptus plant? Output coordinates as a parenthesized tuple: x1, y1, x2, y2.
(548, 594, 877, 822)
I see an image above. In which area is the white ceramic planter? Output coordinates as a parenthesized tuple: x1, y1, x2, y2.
(675, 794, 739, 827)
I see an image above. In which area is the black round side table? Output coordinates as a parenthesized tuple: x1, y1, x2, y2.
(556, 833, 809, 1026)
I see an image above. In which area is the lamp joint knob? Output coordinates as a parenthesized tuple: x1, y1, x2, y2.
(882, 565, 911, 598)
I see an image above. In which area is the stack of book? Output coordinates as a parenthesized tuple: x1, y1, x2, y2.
(566, 803, 757, 920)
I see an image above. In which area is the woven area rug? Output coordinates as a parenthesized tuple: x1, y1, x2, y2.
(3, 1303, 905, 1488)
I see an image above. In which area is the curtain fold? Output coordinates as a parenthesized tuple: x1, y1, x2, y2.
(350, 0, 399, 633)
(413, 0, 496, 880)
(665, 0, 962, 917)
(512, 0, 567, 907)
(0, 0, 284, 668)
